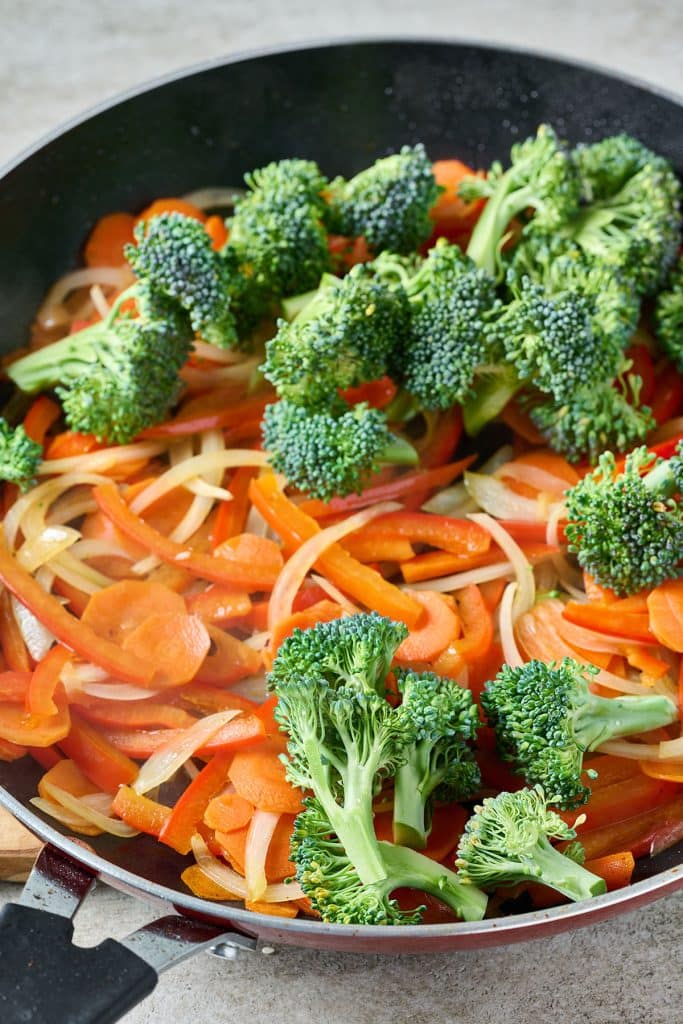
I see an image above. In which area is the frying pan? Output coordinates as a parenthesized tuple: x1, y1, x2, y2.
(0, 38, 682, 1024)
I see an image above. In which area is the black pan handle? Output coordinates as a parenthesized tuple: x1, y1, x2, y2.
(0, 844, 256, 1024)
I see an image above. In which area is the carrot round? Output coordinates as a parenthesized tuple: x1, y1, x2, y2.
(204, 791, 254, 834)
(84, 212, 136, 267)
(81, 580, 186, 644)
(0, 690, 70, 747)
(269, 600, 344, 657)
(228, 743, 305, 814)
(204, 214, 228, 250)
(136, 198, 206, 224)
(647, 579, 683, 652)
(121, 612, 210, 688)
(395, 591, 460, 664)
(38, 758, 96, 800)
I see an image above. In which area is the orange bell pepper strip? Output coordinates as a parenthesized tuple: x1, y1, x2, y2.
(26, 645, 71, 717)
(193, 625, 261, 685)
(173, 683, 259, 716)
(74, 700, 197, 730)
(647, 579, 683, 652)
(431, 585, 494, 677)
(28, 745, 62, 771)
(573, 793, 683, 862)
(394, 591, 460, 664)
(268, 600, 345, 657)
(185, 587, 252, 626)
(84, 212, 137, 267)
(158, 752, 233, 854)
(0, 688, 70, 747)
(93, 483, 282, 591)
(181, 864, 241, 901)
(0, 670, 31, 702)
(228, 742, 305, 814)
(562, 600, 654, 644)
(22, 395, 61, 445)
(0, 541, 155, 685)
(401, 548, 502, 584)
(341, 536, 415, 563)
(59, 713, 138, 792)
(45, 431, 105, 460)
(0, 588, 30, 673)
(136, 197, 206, 224)
(112, 785, 173, 837)
(297, 458, 475, 520)
(102, 713, 265, 760)
(249, 474, 423, 628)
(339, 376, 397, 411)
(204, 215, 228, 251)
(211, 467, 257, 549)
(0, 738, 25, 761)
(558, 774, 679, 833)
(349, 510, 491, 556)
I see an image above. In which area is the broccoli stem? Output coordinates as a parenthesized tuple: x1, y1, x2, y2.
(530, 836, 607, 901)
(642, 458, 679, 498)
(462, 366, 521, 436)
(378, 840, 488, 921)
(381, 436, 420, 467)
(393, 756, 431, 850)
(574, 692, 678, 750)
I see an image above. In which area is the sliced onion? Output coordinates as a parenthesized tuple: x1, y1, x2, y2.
(48, 551, 113, 593)
(42, 781, 139, 837)
(4, 473, 108, 549)
(30, 796, 98, 830)
(36, 266, 131, 327)
(16, 525, 81, 573)
(244, 504, 269, 538)
(90, 284, 111, 319)
(80, 681, 162, 701)
(181, 357, 260, 390)
(499, 582, 524, 668)
(245, 810, 280, 901)
(268, 500, 401, 630)
(656, 736, 683, 761)
(191, 834, 303, 903)
(181, 186, 245, 209)
(497, 462, 573, 497)
(404, 561, 516, 593)
(243, 631, 271, 650)
(229, 673, 268, 703)
(311, 574, 361, 614)
(37, 442, 166, 477)
(129, 450, 268, 515)
(464, 471, 541, 520)
(133, 710, 240, 794)
(422, 483, 471, 516)
(598, 739, 672, 761)
(469, 513, 535, 619)
(10, 597, 55, 661)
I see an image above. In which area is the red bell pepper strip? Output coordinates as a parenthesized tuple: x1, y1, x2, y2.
(0, 588, 30, 673)
(210, 467, 257, 549)
(93, 483, 282, 591)
(22, 395, 61, 446)
(26, 645, 71, 717)
(158, 753, 233, 854)
(102, 713, 265, 760)
(28, 745, 62, 771)
(431, 585, 493, 677)
(349, 510, 490, 556)
(112, 785, 172, 837)
(59, 712, 138, 793)
(0, 539, 155, 685)
(339, 376, 397, 410)
(574, 793, 683, 861)
(415, 407, 463, 469)
(650, 365, 683, 424)
(624, 344, 656, 406)
(558, 773, 679, 832)
(249, 474, 423, 628)
(139, 394, 269, 439)
(562, 600, 654, 644)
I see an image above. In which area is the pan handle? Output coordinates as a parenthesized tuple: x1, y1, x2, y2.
(0, 844, 256, 1024)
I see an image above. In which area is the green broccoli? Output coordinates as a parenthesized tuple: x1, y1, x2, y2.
(481, 659, 678, 808)
(529, 369, 655, 464)
(261, 264, 409, 410)
(564, 445, 683, 594)
(327, 144, 441, 255)
(563, 139, 681, 296)
(262, 400, 417, 501)
(0, 419, 42, 490)
(229, 158, 331, 300)
(655, 254, 683, 370)
(270, 613, 488, 925)
(455, 786, 607, 901)
(392, 668, 481, 850)
(6, 287, 193, 444)
(462, 124, 581, 277)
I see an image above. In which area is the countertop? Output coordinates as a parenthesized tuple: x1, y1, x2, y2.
(1, 2, 682, 1021)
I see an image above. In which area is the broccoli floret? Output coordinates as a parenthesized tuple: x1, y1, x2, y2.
(455, 785, 607, 901)
(575, 132, 676, 202)
(564, 148, 681, 296)
(565, 445, 683, 594)
(376, 241, 501, 412)
(262, 264, 409, 410)
(462, 125, 581, 277)
(655, 254, 683, 370)
(529, 363, 655, 464)
(262, 400, 417, 501)
(270, 614, 488, 925)
(327, 144, 440, 255)
(481, 659, 678, 808)
(7, 289, 193, 444)
(126, 212, 240, 348)
(229, 159, 331, 299)
(392, 668, 481, 850)
(0, 419, 42, 490)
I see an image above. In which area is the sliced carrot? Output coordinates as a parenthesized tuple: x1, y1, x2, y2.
(244, 900, 298, 918)
(158, 753, 233, 854)
(249, 475, 423, 628)
(228, 743, 305, 814)
(213, 533, 284, 585)
(84, 212, 136, 267)
(26, 645, 71, 717)
(181, 864, 241, 901)
(22, 396, 61, 445)
(194, 626, 261, 685)
(94, 484, 281, 591)
(583, 572, 619, 604)
(204, 791, 254, 834)
(136, 198, 206, 224)
(38, 758, 96, 800)
(185, 587, 252, 626)
(0, 539, 154, 685)
(432, 585, 494, 676)
(81, 580, 186, 644)
(0, 739, 26, 761)
(429, 160, 485, 240)
(269, 600, 344, 657)
(121, 612, 210, 689)
(0, 671, 31, 702)
(174, 683, 259, 716)
(215, 812, 297, 881)
(585, 851, 635, 891)
(59, 713, 138, 792)
(0, 686, 70, 748)
(112, 785, 172, 837)
(647, 579, 683, 652)
(204, 214, 228, 250)
(103, 713, 264, 759)
(394, 591, 460, 664)
(0, 588, 30, 673)
(213, 825, 249, 873)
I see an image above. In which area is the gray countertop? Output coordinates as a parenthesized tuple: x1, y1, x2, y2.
(1, 2, 682, 1021)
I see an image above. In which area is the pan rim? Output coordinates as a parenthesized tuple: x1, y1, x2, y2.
(2, 35, 682, 946)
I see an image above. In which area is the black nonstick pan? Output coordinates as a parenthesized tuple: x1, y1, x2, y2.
(0, 38, 682, 1024)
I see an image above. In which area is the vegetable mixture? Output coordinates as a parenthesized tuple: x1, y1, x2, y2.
(0, 128, 682, 924)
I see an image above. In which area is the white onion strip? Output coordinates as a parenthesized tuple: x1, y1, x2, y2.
(30, 796, 97, 830)
(500, 583, 524, 667)
(497, 462, 573, 497)
(311, 574, 361, 614)
(16, 526, 81, 573)
(42, 782, 139, 837)
(191, 834, 303, 903)
(267, 501, 401, 631)
(133, 711, 240, 794)
(243, 631, 271, 651)
(245, 810, 280, 901)
(36, 266, 131, 327)
(598, 739, 677, 761)
(468, 513, 535, 619)
(403, 561, 516, 593)
(80, 681, 163, 701)
(37, 442, 165, 477)
(4, 473, 109, 549)
(130, 450, 268, 515)
(464, 471, 542, 521)
(10, 597, 55, 661)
